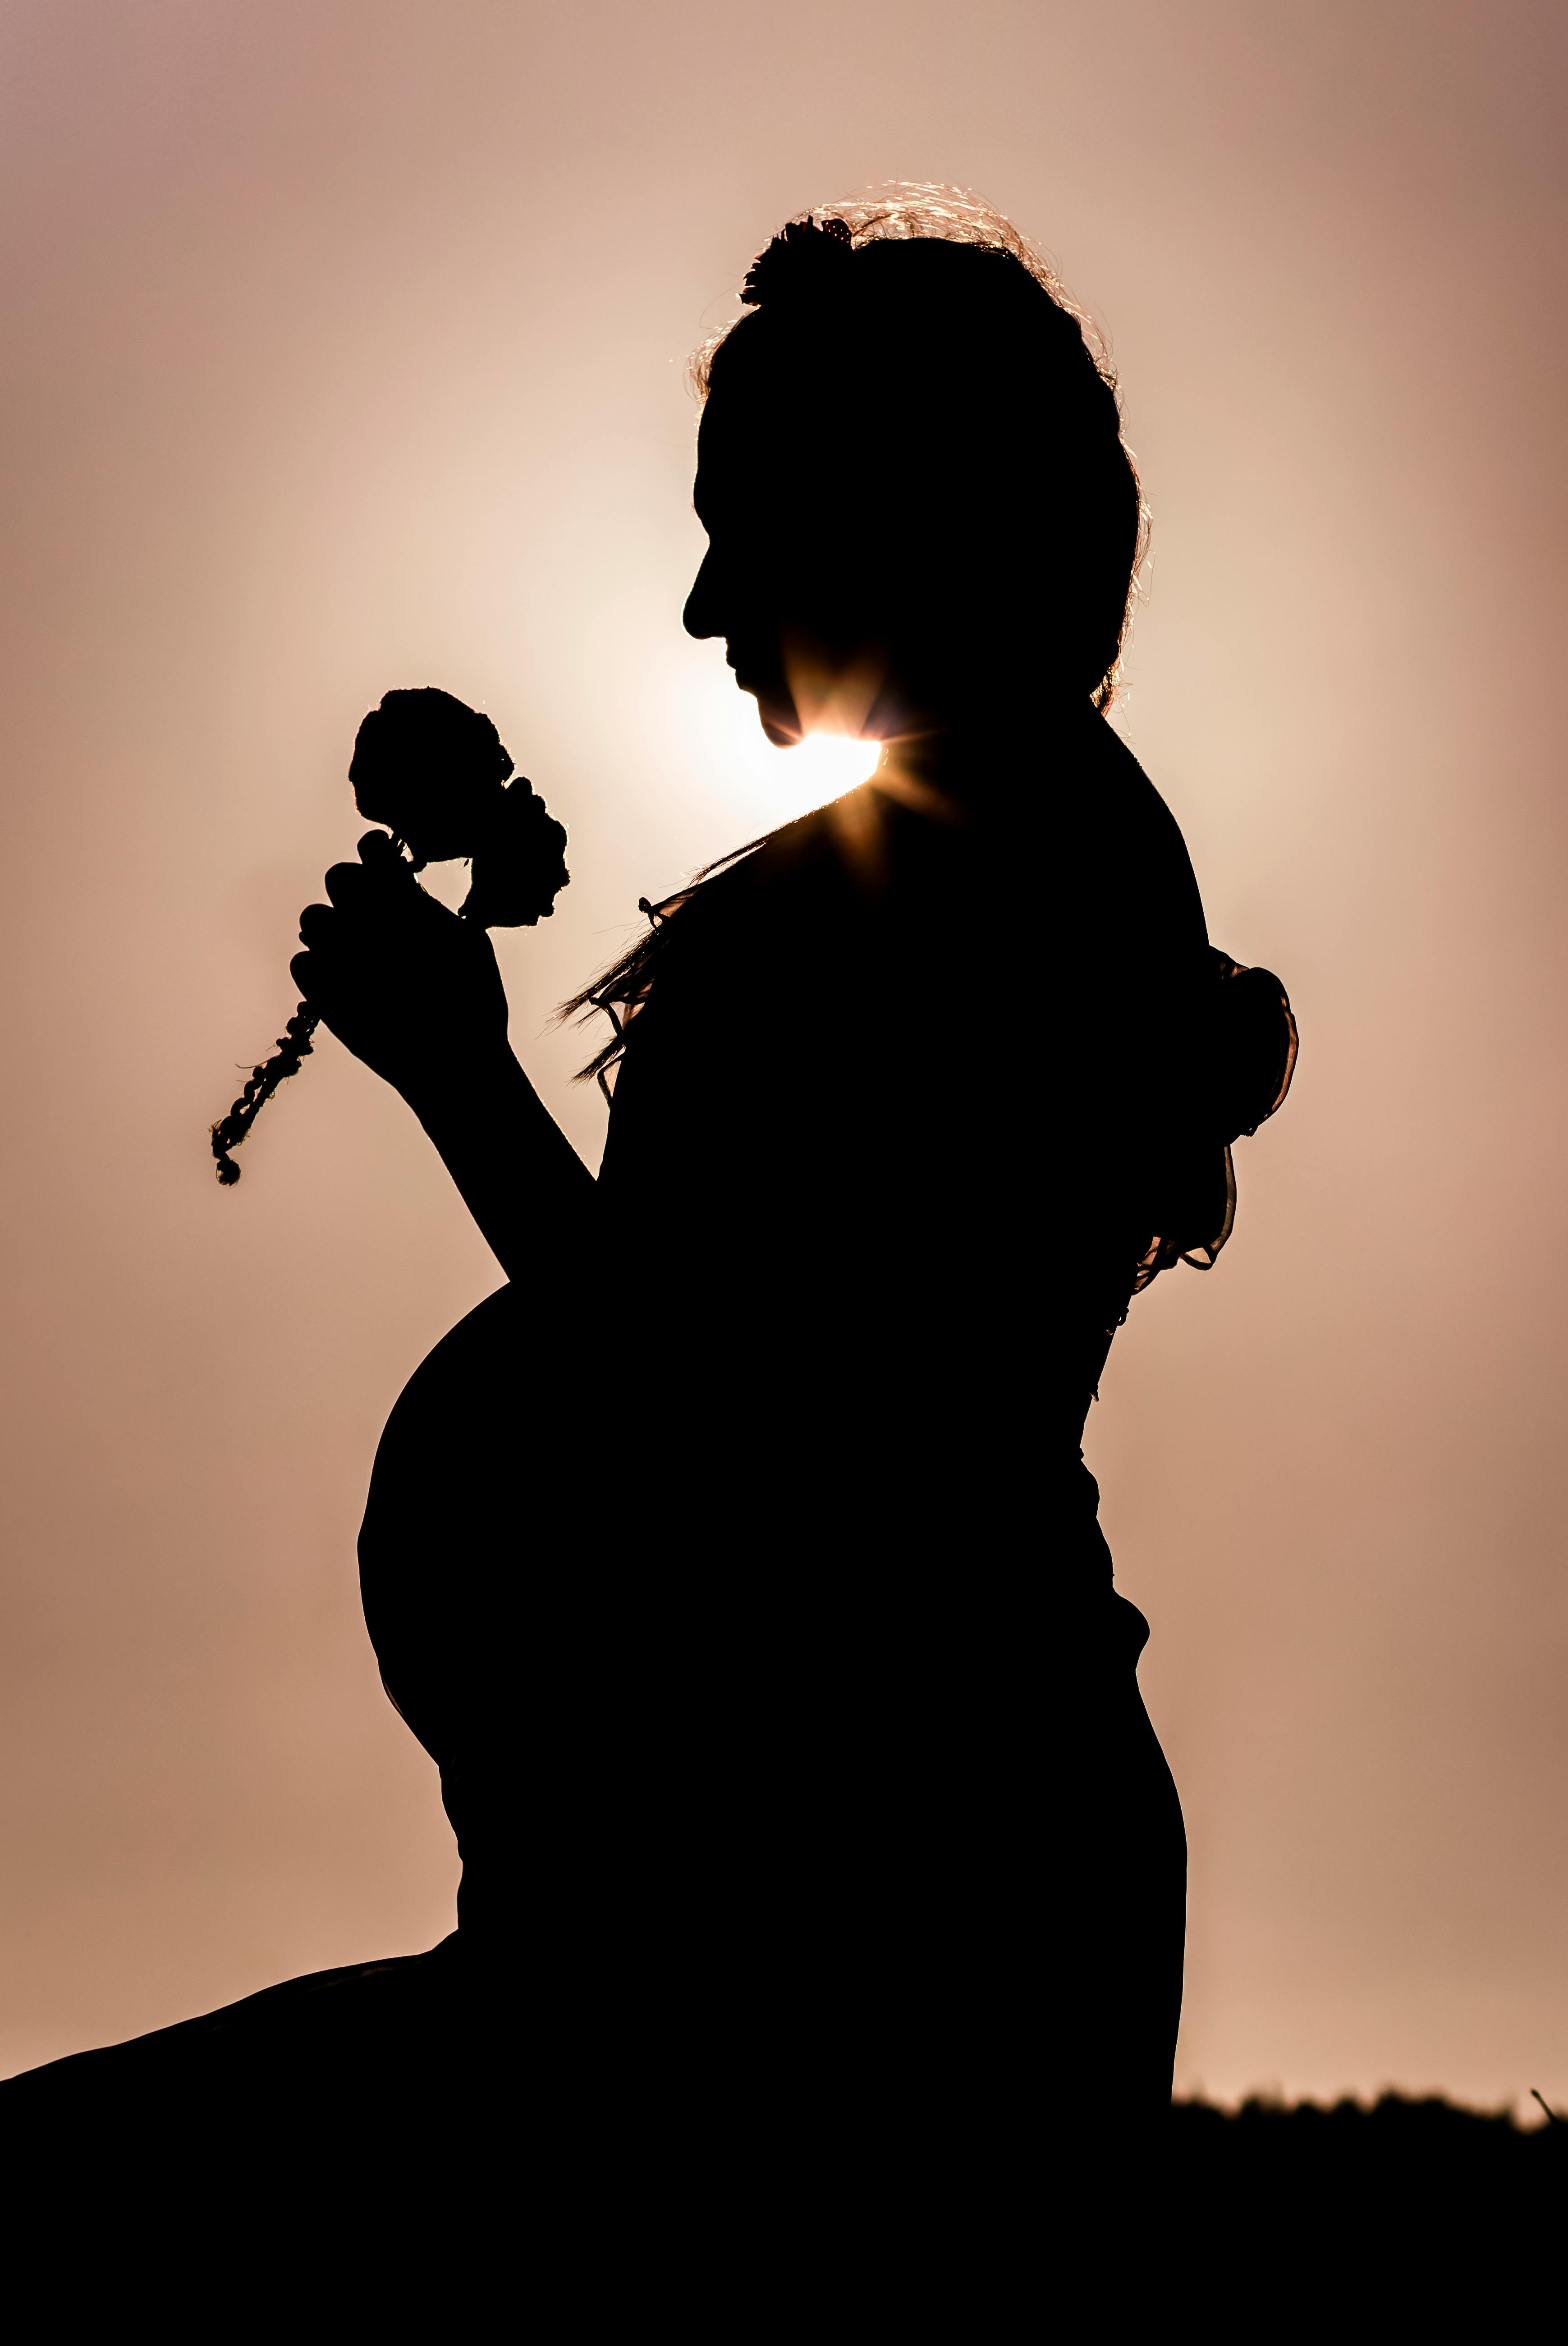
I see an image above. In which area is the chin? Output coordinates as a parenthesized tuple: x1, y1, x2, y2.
(737, 679, 802, 747)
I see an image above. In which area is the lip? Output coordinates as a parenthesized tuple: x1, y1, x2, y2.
(724, 643, 794, 725)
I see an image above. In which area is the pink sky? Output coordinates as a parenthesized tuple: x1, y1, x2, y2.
(3, 0, 1566, 2109)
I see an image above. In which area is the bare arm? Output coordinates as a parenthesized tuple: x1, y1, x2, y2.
(291, 832, 593, 1281)
(400, 1042, 593, 1284)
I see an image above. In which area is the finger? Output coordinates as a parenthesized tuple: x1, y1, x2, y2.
(289, 950, 315, 996)
(323, 860, 373, 910)
(297, 902, 335, 948)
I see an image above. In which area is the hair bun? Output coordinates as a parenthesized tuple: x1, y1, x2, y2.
(741, 214, 854, 309)
(1206, 958, 1298, 1144)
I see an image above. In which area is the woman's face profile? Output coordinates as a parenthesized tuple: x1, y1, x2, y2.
(683, 383, 888, 749)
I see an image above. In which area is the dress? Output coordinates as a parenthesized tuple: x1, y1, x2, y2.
(357, 706, 1295, 2178)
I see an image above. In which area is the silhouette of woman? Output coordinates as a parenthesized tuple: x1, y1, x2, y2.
(295, 192, 1296, 2220)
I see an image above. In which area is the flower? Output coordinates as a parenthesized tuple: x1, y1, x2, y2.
(349, 687, 514, 867)
(461, 780, 570, 928)
(348, 685, 569, 925)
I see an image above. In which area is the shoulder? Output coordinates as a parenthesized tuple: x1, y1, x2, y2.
(636, 793, 890, 988)
(584, 798, 862, 1083)
(689, 794, 878, 909)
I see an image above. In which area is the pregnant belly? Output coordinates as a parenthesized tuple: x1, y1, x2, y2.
(357, 1279, 711, 1932)
(358, 1281, 633, 1759)
(355, 1276, 1131, 1964)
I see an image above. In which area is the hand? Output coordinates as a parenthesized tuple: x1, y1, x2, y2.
(291, 831, 510, 1102)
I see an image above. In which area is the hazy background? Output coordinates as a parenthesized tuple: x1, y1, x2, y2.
(2, 0, 1565, 2108)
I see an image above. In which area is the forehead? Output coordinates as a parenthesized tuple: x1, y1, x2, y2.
(694, 390, 782, 523)
(693, 365, 845, 527)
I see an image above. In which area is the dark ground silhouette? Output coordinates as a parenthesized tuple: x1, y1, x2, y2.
(5, 2019, 1557, 2315)
(1167, 2092, 1566, 2314)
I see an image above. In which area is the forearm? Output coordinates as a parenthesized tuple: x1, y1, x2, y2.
(404, 1043, 595, 1284)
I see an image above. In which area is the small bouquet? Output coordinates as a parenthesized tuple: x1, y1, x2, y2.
(210, 688, 569, 1184)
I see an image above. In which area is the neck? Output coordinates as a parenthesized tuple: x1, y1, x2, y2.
(876, 694, 1100, 810)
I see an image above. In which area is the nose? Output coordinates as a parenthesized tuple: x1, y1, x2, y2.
(683, 546, 723, 642)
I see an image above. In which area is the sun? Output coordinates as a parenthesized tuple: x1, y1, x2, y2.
(678, 665, 883, 826)
(785, 730, 881, 798)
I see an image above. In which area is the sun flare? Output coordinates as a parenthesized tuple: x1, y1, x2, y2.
(785, 730, 881, 799)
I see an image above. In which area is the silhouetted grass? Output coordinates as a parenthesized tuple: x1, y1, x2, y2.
(1163, 2090, 1564, 2305)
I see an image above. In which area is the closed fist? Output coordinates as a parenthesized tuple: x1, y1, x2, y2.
(290, 831, 509, 1100)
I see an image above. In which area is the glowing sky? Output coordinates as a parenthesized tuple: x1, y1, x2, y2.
(2, 0, 1567, 2110)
